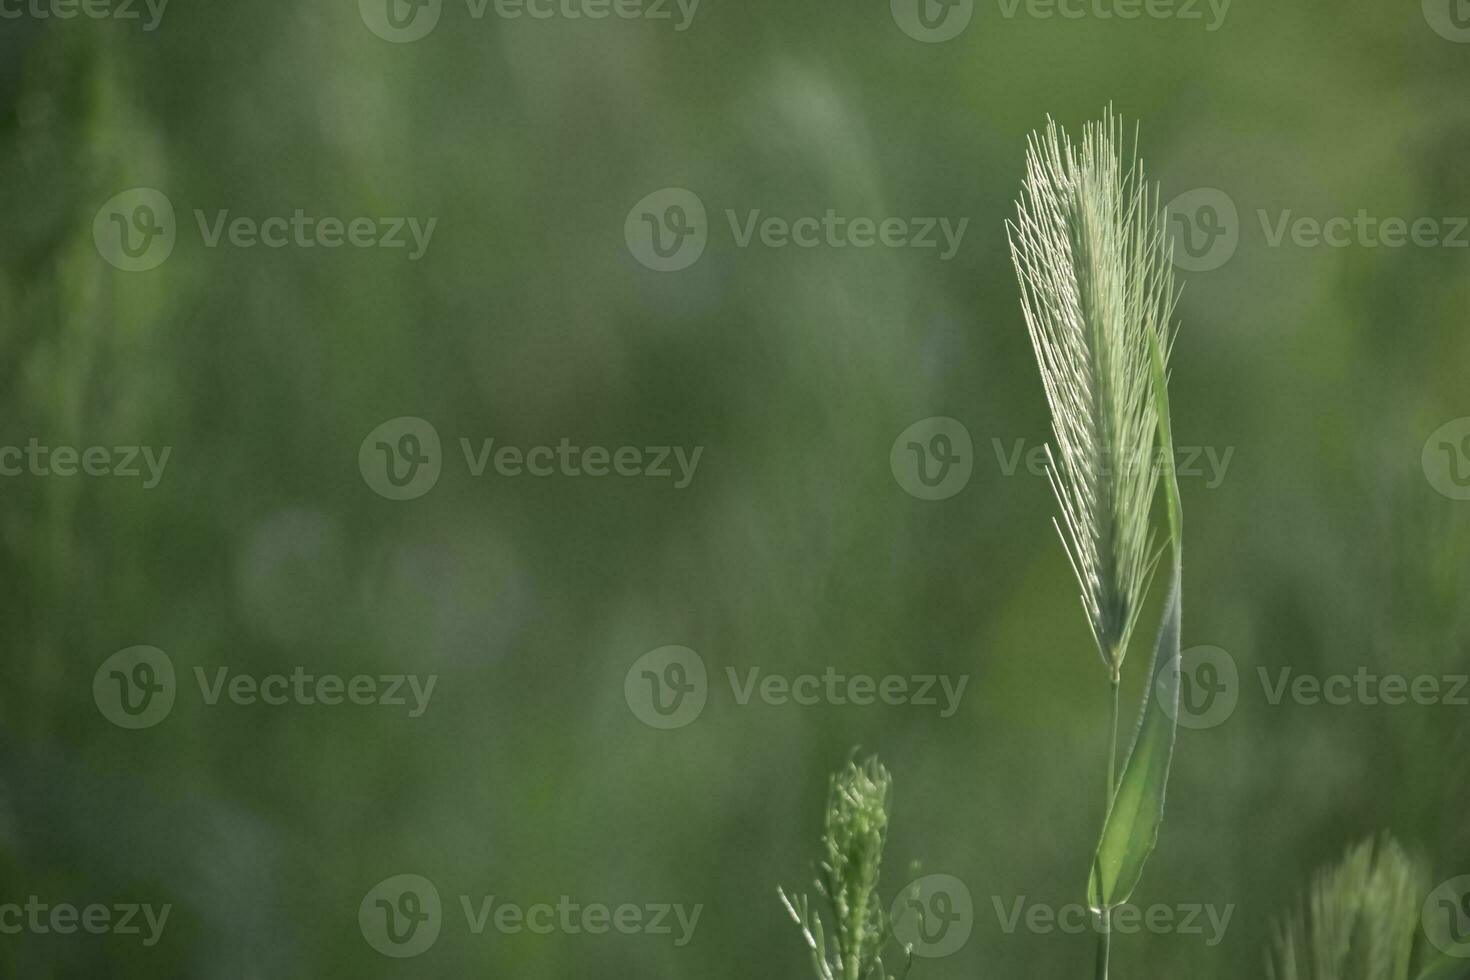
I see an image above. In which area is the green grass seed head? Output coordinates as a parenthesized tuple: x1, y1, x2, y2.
(780, 756, 904, 980)
(1007, 107, 1179, 677)
(1267, 835, 1428, 980)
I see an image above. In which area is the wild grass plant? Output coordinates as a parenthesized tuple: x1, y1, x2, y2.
(779, 112, 1468, 980)
(1008, 108, 1184, 980)
(1268, 835, 1469, 980)
(780, 111, 1183, 980)
(778, 757, 912, 980)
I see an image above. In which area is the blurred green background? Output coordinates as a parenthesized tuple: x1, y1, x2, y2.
(2, 0, 1470, 976)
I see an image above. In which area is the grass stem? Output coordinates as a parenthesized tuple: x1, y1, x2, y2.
(1106, 671, 1120, 797)
(1095, 670, 1120, 980)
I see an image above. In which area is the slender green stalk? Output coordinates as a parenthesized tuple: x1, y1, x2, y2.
(1106, 672, 1120, 797)
(1096, 672, 1120, 980)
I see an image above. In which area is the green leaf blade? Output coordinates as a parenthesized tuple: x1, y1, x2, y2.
(1088, 312, 1185, 913)
(1088, 565, 1182, 911)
